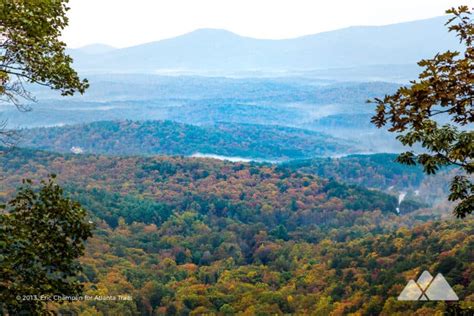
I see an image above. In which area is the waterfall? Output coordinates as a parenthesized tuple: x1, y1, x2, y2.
(396, 192, 407, 214)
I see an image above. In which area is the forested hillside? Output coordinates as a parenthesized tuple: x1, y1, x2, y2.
(0, 147, 402, 223)
(282, 154, 427, 190)
(19, 120, 355, 159)
(0, 147, 471, 315)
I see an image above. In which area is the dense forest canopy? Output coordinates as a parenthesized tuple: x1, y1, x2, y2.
(0, 147, 472, 315)
(0, 0, 87, 108)
(0, 148, 411, 223)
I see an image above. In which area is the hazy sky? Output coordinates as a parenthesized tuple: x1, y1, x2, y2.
(63, 0, 468, 48)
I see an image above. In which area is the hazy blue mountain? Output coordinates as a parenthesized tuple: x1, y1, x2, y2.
(71, 43, 117, 55)
(6, 79, 398, 129)
(71, 17, 460, 75)
(25, 75, 398, 103)
(67, 44, 117, 63)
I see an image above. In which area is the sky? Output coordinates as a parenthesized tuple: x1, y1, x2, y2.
(63, 0, 469, 48)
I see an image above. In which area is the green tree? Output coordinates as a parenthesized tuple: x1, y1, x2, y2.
(0, 176, 93, 314)
(371, 6, 473, 218)
(0, 0, 88, 143)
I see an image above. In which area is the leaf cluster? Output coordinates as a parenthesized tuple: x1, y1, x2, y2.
(371, 6, 474, 217)
(0, 0, 88, 100)
(0, 176, 93, 314)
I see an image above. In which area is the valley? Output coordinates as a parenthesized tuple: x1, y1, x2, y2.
(2, 70, 470, 315)
(1, 6, 473, 315)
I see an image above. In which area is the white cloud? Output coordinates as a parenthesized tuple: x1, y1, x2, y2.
(63, 0, 468, 48)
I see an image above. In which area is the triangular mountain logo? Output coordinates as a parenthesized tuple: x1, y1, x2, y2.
(398, 271, 459, 301)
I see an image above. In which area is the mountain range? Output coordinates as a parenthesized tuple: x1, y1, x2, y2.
(69, 16, 461, 75)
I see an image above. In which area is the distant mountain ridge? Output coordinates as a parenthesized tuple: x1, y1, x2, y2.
(74, 43, 116, 55)
(19, 120, 357, 160)
(69, 16, 461, 75)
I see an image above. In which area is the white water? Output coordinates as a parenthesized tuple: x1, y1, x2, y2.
(191, 153, 274, 163)
(396, 192, 407, 214)
(191, 153, 252, 162)
(398, 192, 407, 205)
(70, 146, 84, 154)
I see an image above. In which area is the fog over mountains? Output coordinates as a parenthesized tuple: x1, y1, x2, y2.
(9, 15, 461, 157)
(69, 16, 460, 75)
